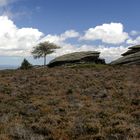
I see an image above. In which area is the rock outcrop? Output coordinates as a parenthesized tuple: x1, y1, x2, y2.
(111, 45, 140, 65)
(48, 51, 105, 67)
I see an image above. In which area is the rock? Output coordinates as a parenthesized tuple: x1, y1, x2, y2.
(122, 45, 140, 56)
(122, 49, 138, 56)
(48, 51, 105, 67)
(111, 45, 140, 65)
(111, 51, 140, 65)
(129, 45, 140, 49)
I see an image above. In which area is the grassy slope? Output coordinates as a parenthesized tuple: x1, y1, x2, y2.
(0, 65, 140, 140)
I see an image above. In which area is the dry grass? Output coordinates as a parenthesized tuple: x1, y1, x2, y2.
(0, 65, 139, 140)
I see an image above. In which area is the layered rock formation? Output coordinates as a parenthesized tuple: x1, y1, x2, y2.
(48, 51, 105, 67)
(111, 45, 140, 65)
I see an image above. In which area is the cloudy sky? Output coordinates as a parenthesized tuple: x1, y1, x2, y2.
(0, 0, 140, 65)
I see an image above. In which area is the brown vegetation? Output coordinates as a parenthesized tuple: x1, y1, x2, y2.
(0, 65, 139, 140)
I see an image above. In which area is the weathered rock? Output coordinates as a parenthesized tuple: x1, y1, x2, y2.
(122, 45, 140, 56)
(111, 51, 140, 65)
(129, 45, 140, 49)
(48, 51, 105, 67)
(122, 49, 138, 56)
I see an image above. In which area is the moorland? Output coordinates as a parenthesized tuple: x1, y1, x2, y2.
(0, 64, 139, 140)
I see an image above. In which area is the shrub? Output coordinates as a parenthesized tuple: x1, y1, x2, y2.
(66, 88, 73, 94)
(20, 59, 33, 70)
(0, 84, 12, 94)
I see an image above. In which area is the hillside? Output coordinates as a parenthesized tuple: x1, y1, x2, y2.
(0, 65, 140, 140)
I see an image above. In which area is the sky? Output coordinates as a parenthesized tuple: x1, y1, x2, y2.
(0, 0, 140, 66)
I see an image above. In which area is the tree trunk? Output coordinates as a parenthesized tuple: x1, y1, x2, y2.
(44, 54, 46, 66)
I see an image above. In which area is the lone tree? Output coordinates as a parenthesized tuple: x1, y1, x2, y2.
(32, 41, 60, 66)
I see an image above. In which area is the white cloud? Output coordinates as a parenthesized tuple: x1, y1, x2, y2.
(0, 16, 43, 56)
(130, 30, 140, 36)
(41, 30, 79, 44)
(0, 17, 133, 63)
(96, 46, 128, 62)
(2, 8, 27, 19)
(126, 36, 140, 45)
(61, 30, 80, 39)
(81, 23, 129, 44)
(0, 16, 80, 57)
(0, 0, 15, 7)
(39, 25, 129, 63)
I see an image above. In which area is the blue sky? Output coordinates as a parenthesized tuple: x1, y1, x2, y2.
(14, 0, 140, 33)
(0, 0, 140, 66)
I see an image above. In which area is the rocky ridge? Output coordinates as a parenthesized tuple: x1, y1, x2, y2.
(111, 45, 140, 65)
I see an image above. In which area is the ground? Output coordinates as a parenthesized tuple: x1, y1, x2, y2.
(0, 64, 139, 140)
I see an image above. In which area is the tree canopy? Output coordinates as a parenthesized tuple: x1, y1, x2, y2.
(32, 41, 60, 65)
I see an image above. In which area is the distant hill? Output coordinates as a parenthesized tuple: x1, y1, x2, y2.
(0, 65, 18, 70)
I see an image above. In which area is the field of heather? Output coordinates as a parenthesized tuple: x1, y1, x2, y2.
(0, 65, 140, 140)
